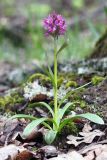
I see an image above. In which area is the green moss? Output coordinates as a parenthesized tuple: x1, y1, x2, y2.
(92, 75, 104, 85)
(0, 92, 24, 110)
(66, 122, 78, 134)
(59, 122, 78, 135)
(28, 73, 48, 82)
(28, 73, 51, 86)
(66, 81, 78, 88)
(71, 100, 86, 109)
(79, 100, 86, 108)
(59, 72, 77, 81)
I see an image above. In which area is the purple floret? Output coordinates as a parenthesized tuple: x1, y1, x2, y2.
(43, 12, 67, 38)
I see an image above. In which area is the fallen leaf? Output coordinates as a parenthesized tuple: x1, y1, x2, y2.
(24, 126, 43, 141)
(0, 118, 25, 146)
(96, 151, 107, 160)
(84, 150, 95, 160)
(79, 144, 107, 160)
(0, 145, 26, 160)
(67, 130, 104, 146)
(32, 93, 48, 101)
(82, 123, 92, 133)
(79, 144, 103, 155)
(48, 151, 84, 160)
(15, 150, 33, 160)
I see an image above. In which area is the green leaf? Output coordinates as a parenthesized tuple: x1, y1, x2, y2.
(58, 102, 73, 121)
(29, 102, 54, 117)
(59, 113, 104, 132)
(76, 113, 104, 125)
(59, 118, 71, 132)
(23, 118, 48, 138)
(42, 122, 52, 130)
(57, 42, 68, 56)
(38, 102, 54, 116)
(44, 129, 57, 144)
(58, 82, 92, 107)
(10, 114, 36, 120)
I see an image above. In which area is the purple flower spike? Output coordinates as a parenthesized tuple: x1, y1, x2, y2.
(43, 12, 67, 38)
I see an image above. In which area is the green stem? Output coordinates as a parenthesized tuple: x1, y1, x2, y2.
(54, 37, 58, 125)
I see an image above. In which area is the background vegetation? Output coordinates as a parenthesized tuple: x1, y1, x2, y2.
(0, 0, 106, 63)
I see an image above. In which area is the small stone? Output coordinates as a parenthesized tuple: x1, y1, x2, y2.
(39, 145, 57, 158)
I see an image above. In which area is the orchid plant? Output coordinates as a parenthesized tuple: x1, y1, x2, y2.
(11, 12, 104, 144)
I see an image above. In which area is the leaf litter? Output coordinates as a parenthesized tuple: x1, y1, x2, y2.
(1, 60, 107, 159)
(67, 129, 104, 146)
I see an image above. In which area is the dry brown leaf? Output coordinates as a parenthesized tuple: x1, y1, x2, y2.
(67, 130, 104, 146)
(0, 145, 26, 160)
(96, 151, 107, 160)
(94, 147, 102, 156)
(84, 151, 95, 160)
(15, 150, 33, 160)
(79, 144, 107, 160)
(82, 123, 92, 133)
(79, 144, 103, 154)
(85, 145, 107, 160)
(48, 151, 85, 160)
(0, 118, 25, 146)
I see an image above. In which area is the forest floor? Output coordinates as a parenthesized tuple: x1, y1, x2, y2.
(0, 58, 107, 160)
